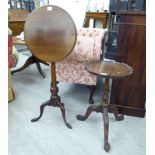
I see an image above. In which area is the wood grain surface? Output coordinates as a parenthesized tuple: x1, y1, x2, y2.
(24, 5, 77, 62)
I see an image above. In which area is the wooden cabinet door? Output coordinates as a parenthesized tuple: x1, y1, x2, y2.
(110, 13, 146, 117)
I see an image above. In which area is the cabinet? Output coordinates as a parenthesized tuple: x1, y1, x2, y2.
(105, 0, 146, 60)
(110, 11, 146, 117)
(9, 9, 29, 36)
(85, 12, 109, 28)
(105, 11, 120, 60)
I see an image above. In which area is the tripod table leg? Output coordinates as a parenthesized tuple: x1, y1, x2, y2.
(76, 105, 102, 121)
(31, 100, 50, 122)
(103, 104, 110, 152)
(58, 102, 72, 129)
(112, 105, 124, 121)
(36, 62, 46, 78)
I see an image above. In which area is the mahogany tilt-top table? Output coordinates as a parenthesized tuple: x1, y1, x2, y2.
(24, 5, 77, 129)
(76, 61, 133, 152)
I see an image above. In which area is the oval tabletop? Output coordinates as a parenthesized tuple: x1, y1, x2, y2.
(24, 5, 77, 62)
(85, 61, 133, 79)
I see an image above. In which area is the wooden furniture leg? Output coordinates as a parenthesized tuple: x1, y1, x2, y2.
(31, 62, 72, 129)
(102, 78, 110, 152)
(36, 62, 46, 78)
(88, 85, 95, 104)
(77, 78, 111, 151)
(112, 105, 124, 121)
(77, 78, 124, 152)
(11, 55, 49, 78)
(76, 105, 102, 121)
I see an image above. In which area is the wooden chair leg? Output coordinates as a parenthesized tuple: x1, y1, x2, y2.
(87, 85, 95, 104)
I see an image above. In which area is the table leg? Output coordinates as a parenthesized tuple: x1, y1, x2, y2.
(87, 85, 95, 104)
(11, 55, 35, 74)
(36, 62, 46, 78)
(76, 105, 102, 121)
(112, 105, 124, 121)
(31, 100, 50, 122)
(102, 78, 110, 152)
(103, 104, 110, 152)
(11, 55, 48, 78)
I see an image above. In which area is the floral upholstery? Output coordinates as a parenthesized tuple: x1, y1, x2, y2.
(56, 60, 97, 85)
(56, 28, 106, 86)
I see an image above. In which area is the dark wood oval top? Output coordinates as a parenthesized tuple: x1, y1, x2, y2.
(24, 5, 77, 62)
(85, 61, 133, 79)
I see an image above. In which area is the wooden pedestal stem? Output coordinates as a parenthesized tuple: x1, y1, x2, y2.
(31, 62, 72, 129)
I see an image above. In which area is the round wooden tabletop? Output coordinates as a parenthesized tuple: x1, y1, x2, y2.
(85, 61, 133, 79)
(24, 5, 77, 62)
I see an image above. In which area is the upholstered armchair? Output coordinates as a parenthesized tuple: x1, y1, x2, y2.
(56, 28, 107, 104)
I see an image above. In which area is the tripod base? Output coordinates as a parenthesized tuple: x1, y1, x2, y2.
(31, 85, 72, 129)
(76, 104, 124, 152)
(76, 105, 124, 121)
(76, 78, 124, 152)
(11, 55, 49, 78)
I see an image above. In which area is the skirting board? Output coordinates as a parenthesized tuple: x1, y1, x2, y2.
(109, 104, 146, 118)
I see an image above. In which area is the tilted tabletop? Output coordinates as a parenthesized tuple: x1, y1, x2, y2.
(24, 5, 77, 62)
